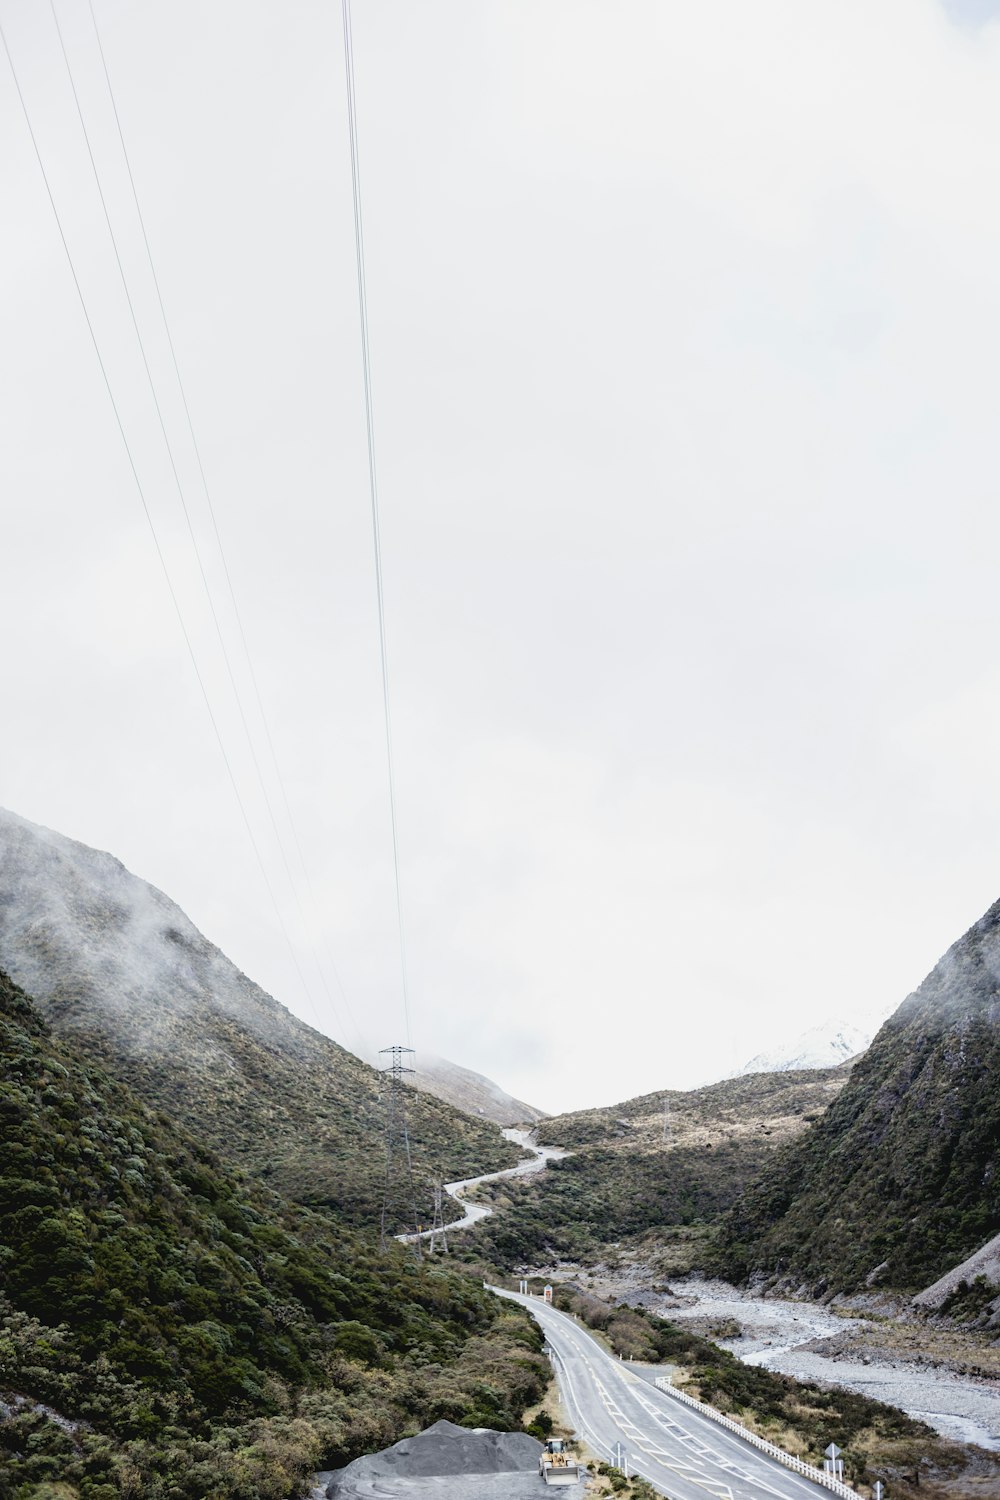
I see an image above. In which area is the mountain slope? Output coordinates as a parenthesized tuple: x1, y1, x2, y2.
(0, 968, 547, 1498)
(717, 897, 1000, 1293)
(405, 1053, 546, 1127)
(464, 1066, 851, 1268)
(0, 809, 516, 1229)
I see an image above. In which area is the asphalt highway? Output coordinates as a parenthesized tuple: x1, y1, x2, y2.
(492, 1288, 836, 1500)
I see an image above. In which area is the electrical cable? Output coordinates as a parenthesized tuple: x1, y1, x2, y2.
(82, 0, 369, 1057)
(2, 14, 321, 1030)
(341, 0, 413, 1050)
(46, 0, 332, 1029)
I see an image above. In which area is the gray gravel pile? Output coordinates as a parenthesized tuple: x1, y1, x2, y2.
(326, 1421, 561, 1499)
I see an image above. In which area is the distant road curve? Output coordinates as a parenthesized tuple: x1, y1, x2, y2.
(492, 1287, 839, 1500)
(398, 1128, 565, 1244)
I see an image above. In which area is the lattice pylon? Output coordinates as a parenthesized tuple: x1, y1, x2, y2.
(378, 1045, 419, 1251)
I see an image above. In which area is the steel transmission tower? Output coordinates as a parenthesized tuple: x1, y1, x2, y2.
(378, 1045, 419, 1251)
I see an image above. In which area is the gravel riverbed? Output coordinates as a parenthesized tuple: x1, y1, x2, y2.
(662, 1277, 1000, 1451)
(552, 1262, 1000, 1452)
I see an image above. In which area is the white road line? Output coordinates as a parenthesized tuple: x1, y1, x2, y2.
(592, 1366, 737, 1498)
(545, 1343, 614, 1465)
(569, 1346, 734, 1497)
(637, 1375, 832, 1500)
(612, 1354, 807, 1500)
(638, 1400, 792, 1500)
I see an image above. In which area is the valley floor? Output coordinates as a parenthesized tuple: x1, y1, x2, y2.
(532, 1256, 1000, 1452)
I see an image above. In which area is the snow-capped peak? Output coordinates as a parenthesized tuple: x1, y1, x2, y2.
(739, 1018, 873, 1076)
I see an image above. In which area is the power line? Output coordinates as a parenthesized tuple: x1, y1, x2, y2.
(82, 0, 369, 1057)
(45, 0, 328, 1028)
(341, 0, 412, 1049)
(2, 14, 320, 1032)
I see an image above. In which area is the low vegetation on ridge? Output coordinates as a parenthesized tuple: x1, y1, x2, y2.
(462, 1068, 849, 1268)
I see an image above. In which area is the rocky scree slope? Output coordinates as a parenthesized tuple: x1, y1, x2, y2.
(462, 1067, 850, 1268)
(717, 896, 1000, 1294)
(0, 809, 516, 1230)
(0, 968, 548, 1500)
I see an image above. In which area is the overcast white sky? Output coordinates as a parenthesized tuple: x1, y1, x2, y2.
(4, 0, 1000, 1114)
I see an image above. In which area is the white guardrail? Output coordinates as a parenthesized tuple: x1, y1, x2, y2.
(653, 1377, 857, 1499)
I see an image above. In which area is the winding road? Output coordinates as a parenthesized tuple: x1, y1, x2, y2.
(394, 1131, 848, 1499)
(398, 1128, 565, 1245)
(492, 1288, 839, 1500)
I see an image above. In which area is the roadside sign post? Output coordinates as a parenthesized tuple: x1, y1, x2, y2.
(824, 1443, 844, 1481)
(873, 1483, 885, 1500)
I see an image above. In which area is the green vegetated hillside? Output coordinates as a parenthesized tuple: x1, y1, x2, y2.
(0, 809, 516, 1231)
(67, 1008, 513, 1232)
(716, 897, 1000, 1294)
(0, 969, 548, 1500)
(463, 1068, 849, 1268)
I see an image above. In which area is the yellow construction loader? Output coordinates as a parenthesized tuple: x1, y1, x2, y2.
(538, 1438, 581, 1486)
